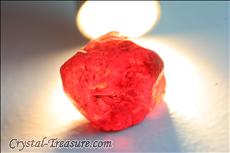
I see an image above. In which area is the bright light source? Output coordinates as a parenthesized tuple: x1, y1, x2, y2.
(77, 1, 160, 39)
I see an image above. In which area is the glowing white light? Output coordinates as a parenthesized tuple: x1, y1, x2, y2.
(135, 38, 204, 119)
(51, 79, 85, 125)
(77, 1, 160, 39)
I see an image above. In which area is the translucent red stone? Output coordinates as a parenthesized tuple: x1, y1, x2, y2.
(60, 32, 166, 131)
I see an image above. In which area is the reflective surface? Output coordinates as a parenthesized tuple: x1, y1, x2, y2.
(1, 1, 229, 152)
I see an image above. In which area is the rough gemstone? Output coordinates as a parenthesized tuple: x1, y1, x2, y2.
(60, 32, 166, 131)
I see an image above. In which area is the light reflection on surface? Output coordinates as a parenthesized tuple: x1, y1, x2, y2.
(50, 79, 85, 125)
(77, 1, 160, 39)
(135, 37, 228, 150)
(18, 51, 87, 138)
(135, 38, 206, 119)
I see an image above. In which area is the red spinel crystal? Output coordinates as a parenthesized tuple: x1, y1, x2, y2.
(60, 32, 166, 131)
